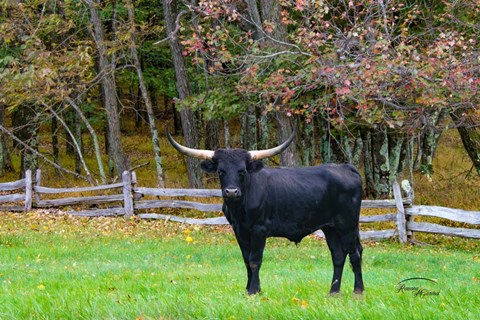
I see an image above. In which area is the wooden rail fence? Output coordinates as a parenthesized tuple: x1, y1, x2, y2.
(0, 170, 479, 242)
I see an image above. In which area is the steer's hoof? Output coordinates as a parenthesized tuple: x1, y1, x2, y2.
(247, 288, 261, 295)
(328, 290, 340, 296)
(354, 288, 364, 295)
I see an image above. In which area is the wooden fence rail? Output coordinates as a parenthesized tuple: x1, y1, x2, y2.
(0, 169, 32, 211)
(0, 169, 479, 242)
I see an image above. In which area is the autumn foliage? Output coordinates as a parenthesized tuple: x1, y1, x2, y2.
(180, 0, 479, 132)
(0, 1, 479, 193)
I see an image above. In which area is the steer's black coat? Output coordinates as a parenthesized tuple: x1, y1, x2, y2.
(200, 149, 364, 295)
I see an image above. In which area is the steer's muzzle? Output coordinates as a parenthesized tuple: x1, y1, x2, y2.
(224, 187, 241, 200)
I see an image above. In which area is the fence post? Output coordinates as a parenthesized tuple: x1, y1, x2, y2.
(131, 171, 137, 186)
(24, 169, 32, 212)
(393, 180, 407, 243)
(401, 180, 415, 243)
(131, 171, 142, 201)
(34, 169, 42, 205)
(122, 171, 134, 218)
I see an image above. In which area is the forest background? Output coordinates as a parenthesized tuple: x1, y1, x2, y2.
(0, 0, 479, 204)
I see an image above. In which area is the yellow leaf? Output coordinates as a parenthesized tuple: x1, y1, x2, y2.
(301, 300, 308, 308)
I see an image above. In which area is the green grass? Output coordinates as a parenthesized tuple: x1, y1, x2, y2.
(1, 212, 479, 319)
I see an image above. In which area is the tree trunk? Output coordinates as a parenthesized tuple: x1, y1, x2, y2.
(13, 105, 39, 177)
(244, 1, 264, 153)
(341, 134, 353, 164)
(0, 103, 13, 175)
(363, 127, 396, 199)
(242, 106, 257, 150)
(134, 81, 144, 128)
(162, 0, 203, 188)
(127, 0, 165, 187)
(223, 120, 231, 149)
(245, 0, 264, 41)
(300, 120, 315, 166)
(320, 119, 343, 164)
(205, 120, 220, 151)
(73, 111, 83, 175)
(413, 135, 423, 171)
(275, 112, 299, 166)
(86, 0, 128, 178)
(321, 123, 333, 164)
(170, 97, 182, 135)
(420, 109, 447, 176)
(51, 110, 60, 176)
(352, 131, 363, 168)
(258, 114, 270, 150)
(371, 128, 390, 198)
(64, 108, 75, 155)
(362, 129, 375, 198)
(365, 129, 407, 198)
(260, 0, 299, 166)
(388, 133, 405, 185)
(451, 108, 480, 175)
(260, 0, 287, 42)
(398, 136, 415, 193)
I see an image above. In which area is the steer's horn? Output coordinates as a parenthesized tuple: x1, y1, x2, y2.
(166, 128, 214, 160)
(249, 128, 296, 160)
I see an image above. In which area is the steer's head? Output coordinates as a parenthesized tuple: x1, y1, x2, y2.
(166, 129, 295, 201)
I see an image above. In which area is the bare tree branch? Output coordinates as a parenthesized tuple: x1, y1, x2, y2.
(66, 97, 107, 184)
(0, 125, 90, 182)
(43, 103, 94, 185)
(154, 9, 189, 45)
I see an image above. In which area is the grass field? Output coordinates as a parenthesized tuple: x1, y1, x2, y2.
(1, 211, 479, 320)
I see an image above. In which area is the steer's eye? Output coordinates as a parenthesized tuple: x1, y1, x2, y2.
(238, 170, 247, 177)
(218, 170, 225, 177)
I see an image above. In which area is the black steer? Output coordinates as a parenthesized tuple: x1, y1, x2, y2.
(167, 130, 364, 295)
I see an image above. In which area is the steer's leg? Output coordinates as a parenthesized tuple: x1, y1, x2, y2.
(349, 234, 364, 294)
(233, 232, 253, 291)
(322, 227, 347, 295)
(341, 229, 364, 294)
(240, 244, 253, 291)
(247, 226, 267, 295)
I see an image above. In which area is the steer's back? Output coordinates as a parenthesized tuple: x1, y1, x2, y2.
(248, 163, 362, 242)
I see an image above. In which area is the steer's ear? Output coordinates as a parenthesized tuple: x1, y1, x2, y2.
(247, 160, 264, 173)
(200, 159, 218, 173)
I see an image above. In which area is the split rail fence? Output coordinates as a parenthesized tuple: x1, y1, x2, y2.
(1, 169, 479, 242)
